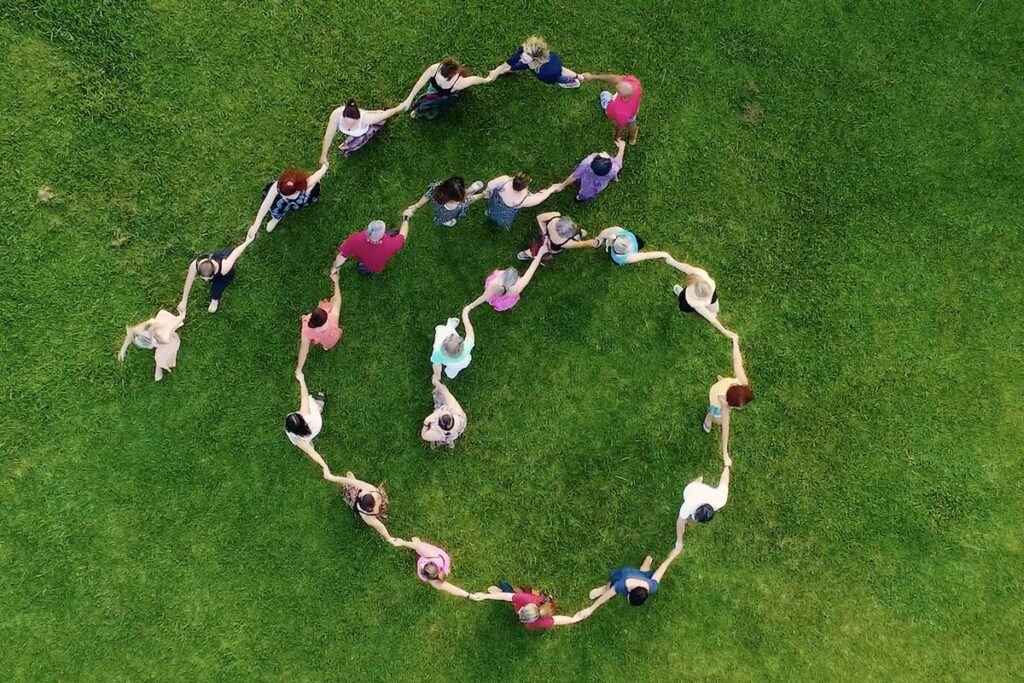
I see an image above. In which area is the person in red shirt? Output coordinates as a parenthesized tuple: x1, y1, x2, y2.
(470, 583, 584, 630)
(331, 216, 409, 275)
(579, 73, 643, 145)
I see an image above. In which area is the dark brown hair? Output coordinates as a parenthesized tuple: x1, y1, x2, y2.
(512, 172, 531, 191)
(277, 168, 309, 195)
(439, 58, 471, 79)
(342, 99, 359, 119)
(308, 307, 328, 328)
(433, 176, 466, 204)
(725, 384, 754, 408)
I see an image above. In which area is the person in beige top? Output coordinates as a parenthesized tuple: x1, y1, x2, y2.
(705, 334, 754, 441)
(118, 309, 185, 381)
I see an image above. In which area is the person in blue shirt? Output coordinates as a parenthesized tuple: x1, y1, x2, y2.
(575, 547, 683, 619)
(575, 226, 677, 266)
(489, 36, 581, 88)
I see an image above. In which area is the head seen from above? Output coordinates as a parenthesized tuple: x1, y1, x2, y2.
(512, 172, 531, 191)
(366, 219, 387, 242)
(725, 384, 754, 408)
(196, 256, 219, 280)
(308, 307, 328, 328)
(433, 177, 466, 205)
(590, 154, 614, 177)
(517, 601, 554, 624)
(499, 268, 520, 294)
(342, 99, 360, 121)
(688, 275, 713, 301)
(522, 36, 550, 65)
(627, 586, 650, 606)
(438, 413, 455, 432)
(285, 412, 311, 437)
(421, 561, 446, 581)
(553, 215, 578, 239)
(693, 503, 716, 524)
(439, 58, 469, 79)
(611, 235, 633, 255)
(357, 492, 377, 513)
(616, 79, 635, 98)
(277, 168, 308, 197)
(442, 333, 464, 357)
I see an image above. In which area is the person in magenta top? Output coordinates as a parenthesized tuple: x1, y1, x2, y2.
(331, 217, 409, 276)
(295, 270, 343, 374)
(470, 584, 584, 629)
(580, 73, 643, 144)
(392, 537, 472, 598)
(467, 243, 549, 314)
(559, 139, 626, 202)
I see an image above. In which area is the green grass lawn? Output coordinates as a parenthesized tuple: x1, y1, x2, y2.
(2, 1, 1023, 680)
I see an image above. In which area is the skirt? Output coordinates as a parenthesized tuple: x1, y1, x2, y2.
(339, 123, 384, 157)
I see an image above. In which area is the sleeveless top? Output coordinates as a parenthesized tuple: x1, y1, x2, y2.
(485, 181, 527, 229)
(485, 270, 520, 311)
(709, 376, 737, 408)
(338, 113, 371, 138)
(428, 65, 461, 95)
(428, 183, 470, 226)
(269, 184, 317, 220)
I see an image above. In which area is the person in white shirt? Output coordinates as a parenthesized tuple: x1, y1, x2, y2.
(676, 444, 732, 547)
(285, 370, 325, 460)
(430, 305, 475, 379)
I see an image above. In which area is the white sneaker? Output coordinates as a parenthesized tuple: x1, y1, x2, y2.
(517, 250, 533, 261)
(672, 284, 684, 297)
(208, 299, 220, 313)
(467, 180, 484, 194)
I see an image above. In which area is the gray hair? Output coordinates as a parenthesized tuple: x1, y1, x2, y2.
(612, 235, 633, 255)
(366, 219, 387, 242)
(500, 268, 519, 293)
(133, 331, 154, 350)
(553, 216, 578, 239)
(442, 333, 464, 357)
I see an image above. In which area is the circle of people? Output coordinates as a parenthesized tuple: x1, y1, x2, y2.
(118, 36, 754, 630)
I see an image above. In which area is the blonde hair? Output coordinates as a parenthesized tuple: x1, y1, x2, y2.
(688, 275, 713, 300)
(522, 36, 550, 64)
(517, 601, 555, 623)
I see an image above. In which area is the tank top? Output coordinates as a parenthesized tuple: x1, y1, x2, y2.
(709, 377, 737, 408)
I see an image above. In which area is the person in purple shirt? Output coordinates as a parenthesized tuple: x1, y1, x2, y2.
(558, 139, 626, 201)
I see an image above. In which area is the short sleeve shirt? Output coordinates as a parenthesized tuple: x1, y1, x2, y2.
(678, 479, 729, 520)
(338, 232, 405, 272)
(605, 75, 643, 125)
(512, 592, 555, 630)
(572, 153, 623, 201)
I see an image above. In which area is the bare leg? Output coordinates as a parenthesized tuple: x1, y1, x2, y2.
(675, 517, 687, 550)
(640, 555, 653, 571)
(265, 217, 280, 233)
(627, 122, 639, 145)
(589, 583, 612, 600)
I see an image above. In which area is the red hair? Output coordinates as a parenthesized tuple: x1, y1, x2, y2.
(277, 168, 309, 195)
(726, 384, 754, 408)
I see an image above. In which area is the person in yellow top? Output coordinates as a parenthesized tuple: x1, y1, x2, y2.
(704, 333, 754, 440)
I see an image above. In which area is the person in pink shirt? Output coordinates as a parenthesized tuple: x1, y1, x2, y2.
(466, 243, 549, 314)
(580, 73, 643, 144)
(392, 537, 473, 598)
(296, 270, 343, 374)
(331, 217, 409, 276)
(470, 584, 585, 629)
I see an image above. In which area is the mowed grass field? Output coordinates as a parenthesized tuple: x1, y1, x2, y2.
(2, 1, 1023, 680)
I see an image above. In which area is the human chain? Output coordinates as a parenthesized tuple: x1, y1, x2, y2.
(117, 35, 753, 631)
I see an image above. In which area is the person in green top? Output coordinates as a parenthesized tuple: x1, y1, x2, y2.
(430, 304, 476, 379)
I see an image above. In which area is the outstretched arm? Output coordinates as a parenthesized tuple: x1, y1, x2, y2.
(328, 270, 342, 318)
(461, 304, 475, 344)
(319, 108, 342, 164)
(624, 250, 675, 265)
(573, 588, 616, 620)
(430, 580, 471, 599)
(613, 138, 626, 162)
(535, 211, 560, 228)
(293, 439, 329, 472)
(307, 161, 330, 189)
(405, 194, 429, 218)
(454, 73, 498, 89)
(398, 216, 411, 239)
(465, 290, 491, 312)
(221, 226, 259, 273)
(720, 403, 732, 458)
(401, 64, 437, 109)
(360, 514, 399, 545)
(363, 104, 405, 125)
(580, 73, 623, 84)
(693, 305, 733, 338)
(177, 261, 199, 314)
(469, 590, 514, 602)
(652, 546, 683, 583)
(296, 335, 312, 375)
(731, 334, 748, 385)
(249, 184, 277, 233)
(510, 246, 548, 295)
(117, 324, 145, 361)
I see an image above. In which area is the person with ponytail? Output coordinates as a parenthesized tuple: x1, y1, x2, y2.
(471, 172, 562, 231)
(704, 332, 753, 434)
(470, 584, 584, 629)
(298, 446, 398, 546)
(466, 243, 550, 313)
(177, 224, 259, 314)
(295, 270, 343, 374)
(392, 538, 472, 598)
(402, 58, 497, 120)
(285, 369, 326, 459)
(405, 176, 485, 227)
(319, 98, 405, 162)
(667, 258, 733, 338)
(250, 163, 329, 234)
(117, 308, 185, 381)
